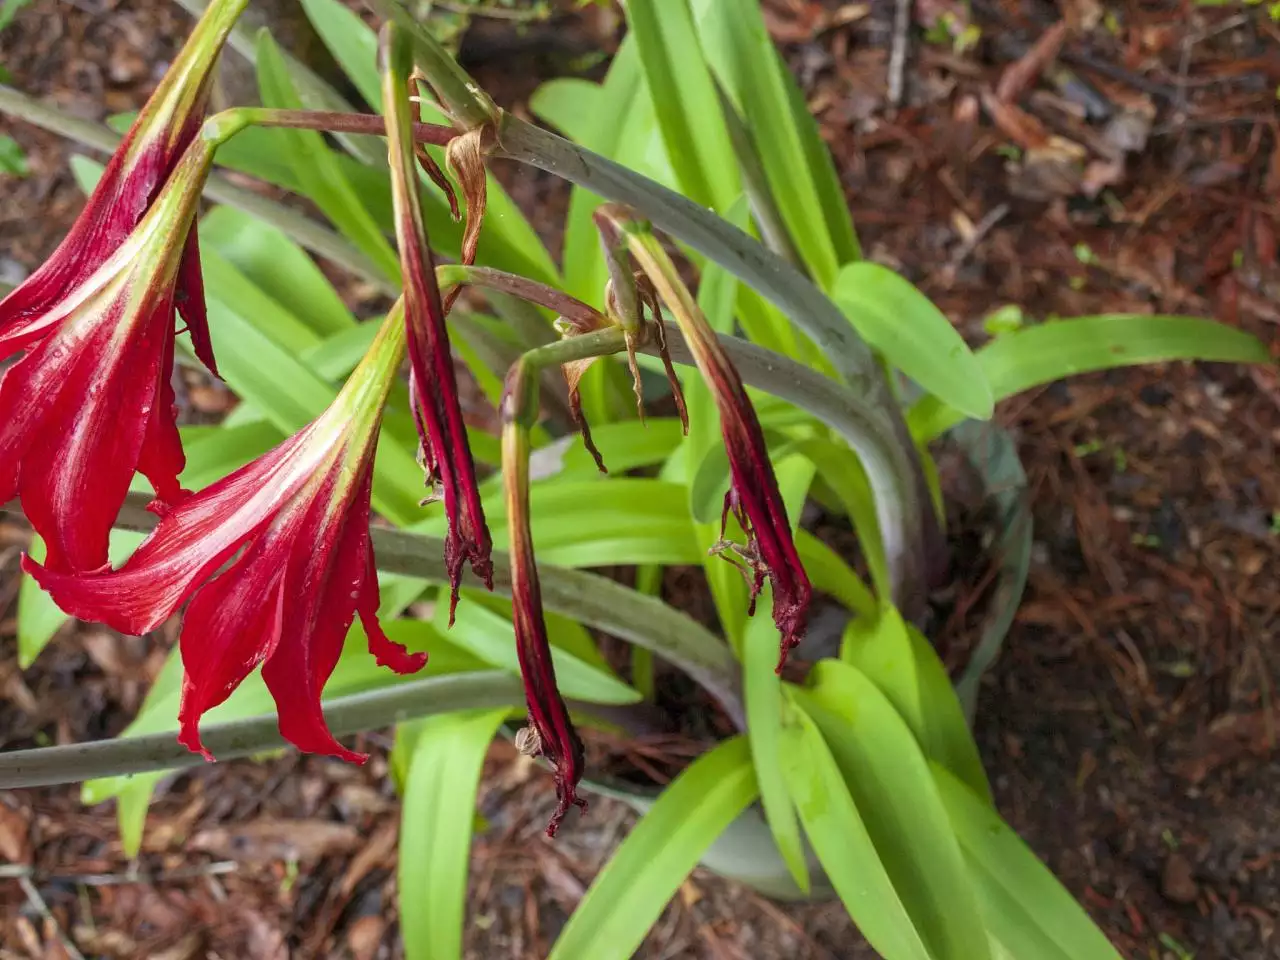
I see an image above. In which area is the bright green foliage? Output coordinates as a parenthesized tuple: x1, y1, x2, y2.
(13, 11, 1267, 960)
(841, 608, 992, 802)
(547, 738, 758, 960)
(627, 0, 739, 213)
(933, 764, 1126, 960)
(833, 262, 994, 420)
(782, 706, 931, 960)
(399, 709, 509, 960)
(743, 454, 815, 892)
(909, 314, 1273, 439)
(794, 663, 991, 960)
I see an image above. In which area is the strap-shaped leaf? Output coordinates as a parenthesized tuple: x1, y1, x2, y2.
(17, 530, 145, 668)
(908, 314, 1272, 440)
(547, 737, 757, 960)
(932, 763, 1125, 960)
(431, 601, 639, 705)
(841, 607, 992, 803)
(627, 0, 739, 213)
(782, 706, 931, 960)
(695, 0, 847, 287)
(795, 662, 991, 960)
(257, 29, 400, 279)
(743, 454, 816, 893)
(833, 261, 994, 421)
(299, 0, 561, 286)
(400, 708, 509, 960)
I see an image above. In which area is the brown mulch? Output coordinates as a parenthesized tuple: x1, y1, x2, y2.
(3, 0, 1280, 958)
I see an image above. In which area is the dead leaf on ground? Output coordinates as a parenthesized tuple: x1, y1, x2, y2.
(189, 819, 360, 863)
(338, 818, 397, 898)
(0, 799, 32, 864)
(345, 914, 386, 960)
(996, 21, 1069, 103)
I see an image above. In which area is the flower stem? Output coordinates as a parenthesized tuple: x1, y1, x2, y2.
(214, 106, 455, 144)
(202, 106, 458, 144)
(437, 265, 607, 329)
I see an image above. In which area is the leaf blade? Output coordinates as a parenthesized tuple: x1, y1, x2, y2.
(399, 708, 509, 960)
(909, 314, 1272, 440)
(833, 262, 994, 420)
(548, 738, 757, 960)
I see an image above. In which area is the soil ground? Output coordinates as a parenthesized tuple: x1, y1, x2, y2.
(1, 1, 1279, 958)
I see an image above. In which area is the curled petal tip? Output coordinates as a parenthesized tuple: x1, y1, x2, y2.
(545, 787, 588, 838)
(369, 632, 429, 676)
(177, 725, 216, 763)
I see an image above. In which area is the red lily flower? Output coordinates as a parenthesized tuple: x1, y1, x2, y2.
(0, 0, 246, 571)
(25, 311, 427, 762)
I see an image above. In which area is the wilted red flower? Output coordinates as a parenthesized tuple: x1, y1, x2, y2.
(383, 25, 492, 622)
(502, 363, 587, 836)
(595, 206, 811, 669)
(25, 311, 427, 762)
(704, 342, 811, 670)
(0, 0, 246, 571)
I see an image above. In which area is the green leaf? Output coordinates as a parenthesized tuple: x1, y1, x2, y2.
(299, 0, 383, 108)
(18, 530, 145, 668)
(909, 314, 1273, 440)
(553, 38, 649, 305)
(795, 662, 991, 960)
(465, 479, 699, 568)
(255, 29, 399, 281)
(548, 738, 757, 960)
(696, 0, 844, 287)
(627, 0, 740, 213)
(179, 421, 282, 489)
(198, 257, 424, 524)
(932, 763, 1125, 960)
(781, 708, 931, 960)
(0, 133, 29, 176)
(432, 601, 640, 705)
(530, 78, 606, 147)
(199, 206, 356, 338)
(842, 608, 992, 803)
(833, 262, 993, 420)
(743, 455, 815, 893)
(794, 532, 877, 621)
(779, 57, 861, 264)
(552, 418, 686, 480)
(399, 708, 508, 960)
(116, 776, 156, 859)
(790, 435, 888, 602)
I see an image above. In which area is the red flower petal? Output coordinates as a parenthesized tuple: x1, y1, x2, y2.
(5, 287, 170, 570)
(23, 427, 321, 633)
(360, 545, 428, 674)
(136, 316, 190, 513)
(175, 226, 219, 377)
(259, 468, 375, 763)
(177, 538, 289, 760)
